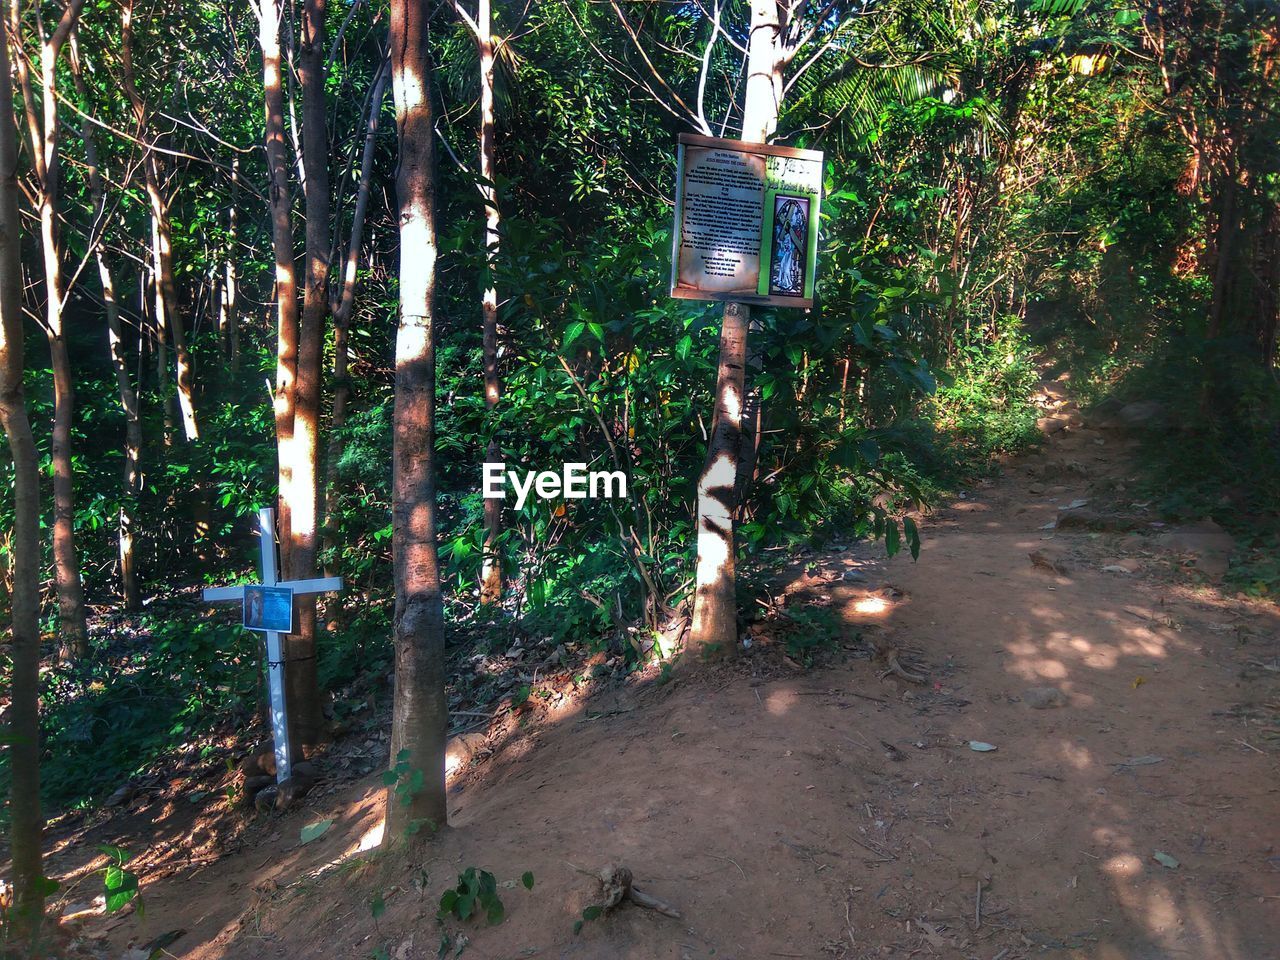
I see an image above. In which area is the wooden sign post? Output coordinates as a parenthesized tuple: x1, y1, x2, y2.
(202, 507, 342, 784)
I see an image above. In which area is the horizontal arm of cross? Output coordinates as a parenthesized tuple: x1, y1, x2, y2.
(202, 576, 342, 603)
(278, 576, 344, 595)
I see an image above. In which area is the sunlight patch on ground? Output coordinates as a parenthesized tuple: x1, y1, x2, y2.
(1141, 888, 1180, 937)
(1103, 853, 1143, 877)
(765, 687, 798, 716)
(853, 596, 889, 615)
(1058, 741, 1094, 769)
(356, 819, 385, 853)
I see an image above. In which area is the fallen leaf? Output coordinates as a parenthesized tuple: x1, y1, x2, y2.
(1153, 851, 1180, 869)
(299, 819, 333, 844)
(968, 741, 998, 752)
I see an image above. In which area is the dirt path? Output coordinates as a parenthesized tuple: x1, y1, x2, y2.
(73, 414, 1279, 960)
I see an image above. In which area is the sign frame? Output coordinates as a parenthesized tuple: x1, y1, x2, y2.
(243, 584, 294, 634)
(670, 133, 823, 309)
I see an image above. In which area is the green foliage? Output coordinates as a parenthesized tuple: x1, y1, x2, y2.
(99, 845, 143, 918)
(383, 749, 427, 813)
(930, 321, 1042, 464)
(0, 617, 259, 814)
(573, 903, 605, 935)
(436, 868, 514, 926)
(780, 605, 842, 665)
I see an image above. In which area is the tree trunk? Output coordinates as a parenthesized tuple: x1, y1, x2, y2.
(689, 301, 749, 654)
(385, 0, 449, 842)
(476, 0, 504, 605)
(121, 0, 198, 442)
(223, 157, 241, 371)
(11, 0, 90, 659)
(1208, 161, 1238, 341)
(688, 0, 780, 656)
(72, 36, 142, 610)
(323, 58, 389, 589)
(284, 0, 331, 748)
(259, 0, 300, 564)
(151, 218, 176, 444)
(0, 22, 46, 935)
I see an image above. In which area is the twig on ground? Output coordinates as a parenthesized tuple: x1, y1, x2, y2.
(849, 835, 896, 862)
(707, 854, 746, 878)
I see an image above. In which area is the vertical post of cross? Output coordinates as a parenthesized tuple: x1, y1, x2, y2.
(202, 506, 341, 795)
(256, 506, 293, 784)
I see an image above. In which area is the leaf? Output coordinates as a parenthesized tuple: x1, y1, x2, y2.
(104, 871, 139, 914)
(1153, 851, 1180, 869)
(903, 516, 921, 561)
(98, 845, 131, 865)
(486, 898, 505, 924)
(968, 741, 998, 752)
(437, 889, 458, 920)
(371, 892, 386, 919)
(382, 770, 399, 786)
(521, 871, 535, 890)
(582, 905, 603, 921)
(299, 819, 333, 844)
(456, 893, 475, 921)
(564, 321, 585, 346)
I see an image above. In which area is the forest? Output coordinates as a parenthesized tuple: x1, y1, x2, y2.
(1, 0, 1278, 957)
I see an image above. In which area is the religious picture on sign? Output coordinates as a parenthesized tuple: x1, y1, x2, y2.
(243, 585, 294, 633)
(670, 133, 823, 308)
(769, 195, 810, 297)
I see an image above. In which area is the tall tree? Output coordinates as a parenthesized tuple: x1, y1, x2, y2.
(9, 0, 89, 659)
(256, 0, 305, 763)
(449, 0, 504, 604)
(324, 55, 389, 571)
(120, 0, 198, 442)
(688, 0, 782, 654)
(70, 34, 143, 610)
(385, 0, 449, 841)
(0, 9, 46, 934)
(253, 0, 331, 755)
(285, 0, 332, 747)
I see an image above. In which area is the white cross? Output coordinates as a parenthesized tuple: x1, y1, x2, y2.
(202, 507, 342, 784)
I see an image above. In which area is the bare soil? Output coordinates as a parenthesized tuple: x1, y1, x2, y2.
(51, 420, 1280, 960)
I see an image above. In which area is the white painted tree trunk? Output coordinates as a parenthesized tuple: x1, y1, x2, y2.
(689, 0, 782, 655)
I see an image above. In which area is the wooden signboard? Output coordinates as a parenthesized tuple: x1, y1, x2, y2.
(670, 133, 823, 309)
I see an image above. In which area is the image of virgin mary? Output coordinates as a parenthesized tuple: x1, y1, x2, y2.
(770, 196, 809, 296)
